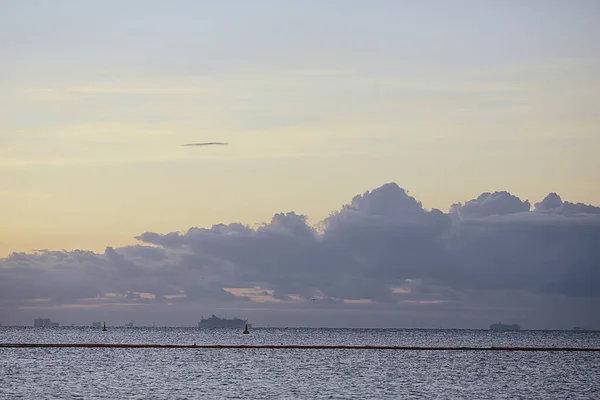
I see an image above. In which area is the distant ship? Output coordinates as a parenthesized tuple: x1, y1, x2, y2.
(34, 318, 59, 327)
(490, 323, 520, 331)
(198, 315, 251, 329)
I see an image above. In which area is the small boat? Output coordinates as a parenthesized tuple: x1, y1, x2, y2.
(242, 322, 249, 334)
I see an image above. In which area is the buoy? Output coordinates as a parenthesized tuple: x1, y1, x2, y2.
(102, 322, 107, 331)
(242, 322, 249, 334)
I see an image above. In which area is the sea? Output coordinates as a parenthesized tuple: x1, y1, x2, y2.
(1, 327, 599, 399)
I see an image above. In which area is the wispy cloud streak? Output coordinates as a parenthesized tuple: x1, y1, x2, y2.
(181, 142, 229, 147)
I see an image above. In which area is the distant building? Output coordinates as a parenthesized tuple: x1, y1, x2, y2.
(34, 318, 59, 327)
(92, 322, 102, 328)
(125, 322, 133, 328)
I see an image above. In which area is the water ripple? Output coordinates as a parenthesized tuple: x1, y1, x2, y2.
(1, 328, 599, 399)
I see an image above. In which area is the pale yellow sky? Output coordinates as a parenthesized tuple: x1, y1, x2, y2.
(2, 2, 599, 257)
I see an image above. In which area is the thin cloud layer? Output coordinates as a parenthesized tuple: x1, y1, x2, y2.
(180, 142, 229, 147)
(1, 183, 599, 327)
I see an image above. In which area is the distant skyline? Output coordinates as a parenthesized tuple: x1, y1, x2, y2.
(1, 1, 599, 328)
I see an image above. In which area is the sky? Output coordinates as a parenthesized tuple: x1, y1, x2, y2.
(1, 1, 599, 328)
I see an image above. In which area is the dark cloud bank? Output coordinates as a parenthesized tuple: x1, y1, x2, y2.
(1, 183, 599, 328)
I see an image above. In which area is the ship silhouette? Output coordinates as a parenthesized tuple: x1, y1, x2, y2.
(198, 315, 251, 329)
(489, 322, 520, 331)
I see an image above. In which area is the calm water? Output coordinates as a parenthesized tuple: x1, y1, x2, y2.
(1, 327, 600, 399)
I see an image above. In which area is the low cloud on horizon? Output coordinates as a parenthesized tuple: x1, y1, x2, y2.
(1, 183, 599, 329)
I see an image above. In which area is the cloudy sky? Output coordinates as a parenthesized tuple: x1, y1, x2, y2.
(1, 1, 599, 328)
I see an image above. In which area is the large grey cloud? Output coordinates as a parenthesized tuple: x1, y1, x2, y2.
(1, 182, 599, 327)
(535, 192, 600, 215)
(450, 191, 531, 219)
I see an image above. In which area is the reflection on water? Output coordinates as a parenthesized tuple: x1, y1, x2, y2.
(1, 328, 599, 399)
